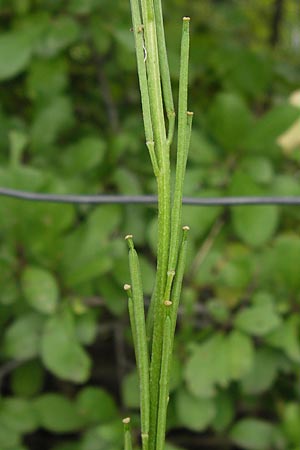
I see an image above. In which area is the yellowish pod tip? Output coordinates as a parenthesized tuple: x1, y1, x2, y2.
(122, 417, 131, 424)
(187, 111, 194, 116)
(164, 300, 173, 307)
(124, 284, 131, 291)
(183, 16, 191, 21)
(182, 225, 190, 231)
(167, 270, 175, 277)
(125, 234, 133, 240)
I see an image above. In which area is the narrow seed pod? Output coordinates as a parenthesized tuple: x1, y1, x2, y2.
(123, 417, 133, 450)
(124, 283, 139, 365)
(126, 235, 150, 448)
(155, 315, 172, 450)
(168, 16, 191, 272)
(170, 226, 190, 338)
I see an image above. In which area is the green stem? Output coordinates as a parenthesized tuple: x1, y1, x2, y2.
(124, 283, 139, 365)
(168, 17, 191, 272)
(153, 0, 176, 145)
(123, 417, 133, 450)
(169, 226, 190, 337)
(138, 3, 171, 449)
(155, 310, 172, 450)
(126, 235, 150, 450)
(130, 0, 158, 170)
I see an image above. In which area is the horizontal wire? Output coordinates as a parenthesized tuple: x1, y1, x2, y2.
(1, 187, 300, 206)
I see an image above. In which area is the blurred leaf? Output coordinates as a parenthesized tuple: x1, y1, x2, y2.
(75, 310, 98, 345)
(11, 360, 44, 397)
(184, 333, 226, 398)
(36, 16, 80, 57)
(34, 394, 83, 433)
(212, 391, 234, 432)
(62, 136, 106, 174)
(122, 370, 139, 409)
(281, 403, 300, 445)
(207, 92, 253, 152)
(26, 58, 68, 100)
(41, 310, 91, 383)
(76, 387, 118, 425)
(234, 301, 281, 336)
(3, 313, 44, 360)
(0, 397, 38, 433)
(176, 388, 216, 432)
(222, 50, 272, 98)
(230, 172, 279, 247)
(61, 206, 121, 286)
(230, 419, 276, 450)
(244, 104, 300, 153)
(0, 31, 33, 80)
(271, 235, 300, 291)
(0, 423, 20, 448)
(241, 156, 274, 185)
(30, 96, 74, 151)
(22, 266, 59, 315)
(227, 330, 254, 380)
(241, 348, 279, 394)
(265, 317, 300, 363)
(81, 421, 123, 450)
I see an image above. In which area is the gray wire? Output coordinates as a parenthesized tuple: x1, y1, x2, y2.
(1, 187, 300, 206)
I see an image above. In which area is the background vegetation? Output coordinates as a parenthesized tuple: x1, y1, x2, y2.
(1, 0, 300, 449)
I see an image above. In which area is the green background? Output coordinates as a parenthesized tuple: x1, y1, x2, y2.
(1, 0, 300, 449)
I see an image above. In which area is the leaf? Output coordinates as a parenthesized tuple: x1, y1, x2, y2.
(281, 403, 300, 445)
(75, 311, 98, 345)
(175, 388, 216, 432)
(265, 317, 300, 362)
(122, 370, 140, 408)
(61, 206, 121, 286)
(207, 92, 253, 152)
(3, 313, 44, 360)
(241, 348, 279, 394)
(184, 333, 226, 398)
(62, 136, 106, 174)
(212, 391, 234, 432)
(0, 398, 38, 434)
(230, 419, 276, 450)
(223, 49, 272, 98)
(234, 302, 281, 336)
(227, 330, 254, 380)
(0, 31, 33, 81)
(36, 16, 80, 57)
(76, 387, 118, 425)
(30, 96, 74, 150)
(241, 156, 274, 185)
(11, 360, 44, 397)
(230, 172, 279, 247)
(81, 421, 123, 450)
(41, 310, 91, 383)
(22, 266, 59, 315)
(34, 394, 83, 433)
(244, 104, 300, 154)
(271, 235, 300, 291)
(26, 58, 68, 100)
(0, 423, 20, 449)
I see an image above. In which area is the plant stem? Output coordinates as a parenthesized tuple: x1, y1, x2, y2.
(127, 3, 192, 450)
(155, 309, 172, 450)
(123, 417, 133, 450)
(153, 0, 175, 145)
(126, 235, 150, 450)
(168, 17, 191, 272)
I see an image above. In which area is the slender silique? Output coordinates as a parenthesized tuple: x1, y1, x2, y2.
(123, 1, 192, 449)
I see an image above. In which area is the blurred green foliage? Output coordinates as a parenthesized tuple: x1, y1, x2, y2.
(0, 0, 300, 449)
